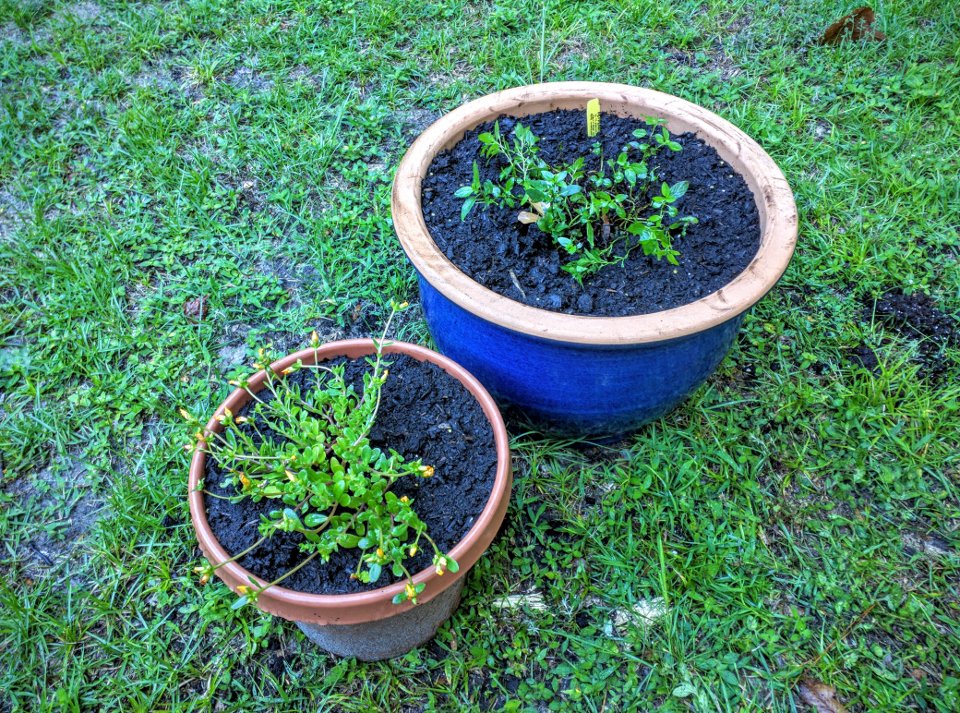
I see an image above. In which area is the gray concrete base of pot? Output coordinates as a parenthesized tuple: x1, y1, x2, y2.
(296, 578, 465, 661)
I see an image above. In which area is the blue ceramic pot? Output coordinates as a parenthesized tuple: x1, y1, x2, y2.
(393, 83, 797, 438)
(420, 275, 746, 437)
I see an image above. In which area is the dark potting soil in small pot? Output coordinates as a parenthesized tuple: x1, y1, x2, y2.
(204, 354, 498, 595)
(421, 109, 762, 317)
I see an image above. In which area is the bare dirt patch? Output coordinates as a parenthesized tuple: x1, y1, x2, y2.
(218, 171, 267, 212)
(668, 40, 744, 81)
(252, 256, 316, 309)
(217, 318, 342, 374)
(553, 37, 590, 71)
(226, 66, 274, 93)
(130, 59, 206, 101)
(721, 9, 753, 34)
(62, 2, 102, 23)
(401, 107, 441, 138)
(0, 187, 29, 240)
(129, 61, 179, 92)
(1, 21, 30, 47)
(2, 458, 105, 580)
(811, 119, 832, 140)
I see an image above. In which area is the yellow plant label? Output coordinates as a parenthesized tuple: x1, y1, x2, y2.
(586, 98, 600, 137)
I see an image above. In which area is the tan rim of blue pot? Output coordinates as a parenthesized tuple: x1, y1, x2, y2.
(189, 339, 512, 660)
(391, 81, 799, 437)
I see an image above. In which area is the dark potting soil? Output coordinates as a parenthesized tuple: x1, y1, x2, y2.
(421, 109, 761, 316)
(204, 354, 498, 595)
(848, 343, 881, 374)
(849, 289, 959, 380)
(871, 290, 958, 346)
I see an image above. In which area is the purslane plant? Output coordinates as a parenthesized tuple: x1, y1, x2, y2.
(455, 117, 698, 283)
(185, 309, 458, 608)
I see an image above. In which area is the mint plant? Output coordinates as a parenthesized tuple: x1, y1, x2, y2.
(455, 117, 697, 283)
(185, 308, 458, 608)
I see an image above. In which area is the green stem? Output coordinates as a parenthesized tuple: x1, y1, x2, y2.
(259, 550, 321, 591)
(211, 534, 269, 571)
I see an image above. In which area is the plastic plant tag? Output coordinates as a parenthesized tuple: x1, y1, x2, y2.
(586, 98, 600, 137)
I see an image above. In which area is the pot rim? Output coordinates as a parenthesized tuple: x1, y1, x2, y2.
(188, 339, 512, 626)
(392, 81, 798, 345)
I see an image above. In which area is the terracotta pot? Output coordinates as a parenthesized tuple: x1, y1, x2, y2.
(189, 339, 512, 660)
(392, 81, 798, 438)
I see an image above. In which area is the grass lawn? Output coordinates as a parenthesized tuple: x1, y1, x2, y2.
(1, 0, 958, 710)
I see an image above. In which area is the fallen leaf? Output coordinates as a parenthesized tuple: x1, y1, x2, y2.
(798, 678, 848, 713)
(820, 7, 886, 45)
(183, 296, 209, 322)
(508, 270, 527, 299)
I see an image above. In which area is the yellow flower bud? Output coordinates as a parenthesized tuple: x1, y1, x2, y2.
(399, 301, 409, 309)
(310, 330, 320, 347)
(199, 574, 209, 585)
(237, 585, 250, 595)
(178, 407, 192, 421)
(285, 470, 297, 482)
(235, 416, 248, 424)
(239, 473, 251, 489)
(404, 583, 416, 600)
(282, 367, 294, 375)
(400, 495, 409, 504)
(376, 548, 385, 558)
(419, 465, 435, 478)
(408, 545, 418, 557)
(435, 565, 444, 576)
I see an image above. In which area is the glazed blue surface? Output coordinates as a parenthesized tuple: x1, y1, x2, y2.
(419, 276, 744, 438)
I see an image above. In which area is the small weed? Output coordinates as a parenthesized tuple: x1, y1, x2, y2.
(456, 118, 696, 282)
